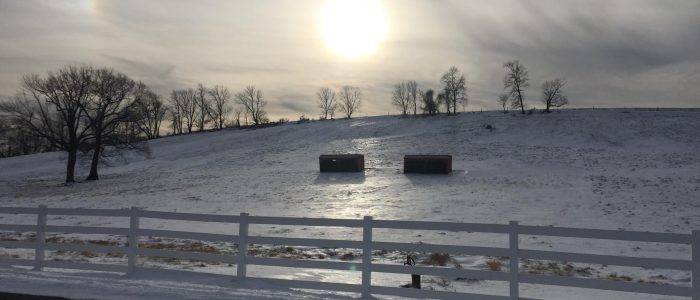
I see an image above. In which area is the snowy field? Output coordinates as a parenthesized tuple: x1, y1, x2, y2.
(1, 109, 698, 299)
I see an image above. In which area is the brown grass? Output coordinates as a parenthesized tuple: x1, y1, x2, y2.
(339, 252, 356, 260)
(423, 253, 450, 266)
(486, 259, 503, 271)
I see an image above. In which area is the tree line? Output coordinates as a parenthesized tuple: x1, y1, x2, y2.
(0, 65, 368, 183)
(0, 65, 277, 182)
(389, 62, 569, 116)
(0, 62, 568, 183)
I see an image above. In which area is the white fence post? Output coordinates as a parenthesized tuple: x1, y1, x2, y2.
(362, 216, 373, 298)
(128, 206, 140, 274)
(509, 221, 519, 300)
(33, 205, 47, 271)
(693, 230, 699, 300)
(237, 212, 249, 280)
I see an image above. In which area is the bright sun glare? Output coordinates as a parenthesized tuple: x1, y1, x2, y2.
(320, 0, 388, 59)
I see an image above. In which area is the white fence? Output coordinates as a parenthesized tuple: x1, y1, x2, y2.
(0, 205, 697, 300)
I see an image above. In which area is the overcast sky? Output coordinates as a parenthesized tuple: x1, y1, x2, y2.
(1, 0, 699, 119)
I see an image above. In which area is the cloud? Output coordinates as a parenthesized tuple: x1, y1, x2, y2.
(203, 64, 291, 75)
(101, 55, 182, 94)
(1, 0, 699, 115)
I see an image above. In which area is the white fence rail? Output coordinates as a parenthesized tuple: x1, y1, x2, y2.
(0, 205, 697, 300)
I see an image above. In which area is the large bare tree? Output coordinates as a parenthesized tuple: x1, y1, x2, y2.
(391, 82, 410, 116)
(317, 87, 337, 120)
(0, 65, 94, 183)
(541, 78, 569, 112)
(440, 66, 467, 115)
(338, 86, 361, 119)
(135, 90, 167, 139)
(80, 68, 145, 180)
(235, 85, 267, 125)
(208, 85, 231, 129)
(503, 60, 529, 114)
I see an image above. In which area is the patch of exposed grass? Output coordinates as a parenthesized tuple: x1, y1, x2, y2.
(423, 253, 450, 266)
(486, 259, 503, 271)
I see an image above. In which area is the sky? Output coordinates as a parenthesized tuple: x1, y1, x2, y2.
(1, 0, 699, 120)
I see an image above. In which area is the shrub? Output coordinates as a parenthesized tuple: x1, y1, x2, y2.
(339, 252, 356, 260)
(424, 253, 450, 266)
(486, 259, 503, 271)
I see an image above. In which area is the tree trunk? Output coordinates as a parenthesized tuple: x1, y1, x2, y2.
(86, 135, 101, 181)
(66, 149, 77, 183)
(518, 93, 525, 114)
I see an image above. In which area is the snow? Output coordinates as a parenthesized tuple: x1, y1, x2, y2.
(0, 266, 351, 300)
(1, 109, 698, 299)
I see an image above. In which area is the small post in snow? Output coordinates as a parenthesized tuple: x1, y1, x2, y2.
(128, 206, 140, 274)
(237, 212, 249, 280)
(362, 216, 373, 298)
(34, 205, 47, 271)
(403, 254, 420, 289)
(509, 221, 519, 300)
(692, 230, 699, 300)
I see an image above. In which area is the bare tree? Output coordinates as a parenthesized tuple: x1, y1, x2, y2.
(167, 90, 184, 134)
(338, 86, 361, 119)
(235, 85, 267, 125)
(80, 68, 146, 181)
(208, 85, 231, 129)
(436, 92, 447, 114)
(406, 80, 419, 116)
(195, 83, 211, 131)
(181, 89, 198, 133)
(0, 113, 49, 157)
(498, 93, 509, 113)
(541, 78, 569, 112)
(503, 60, 529, 114)
(317, 87, 337, 120)
(391, 82, 410, 116)
(135, 90, 167, 139)
(233, 108, 243, 127)
(440, 66, 467, 115)
(0, 65, 94, 183)
(420, 89, 439, 115)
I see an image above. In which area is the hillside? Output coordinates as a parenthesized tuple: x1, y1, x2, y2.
(2, 109, 698, 230)
(0, 109, 699, 299)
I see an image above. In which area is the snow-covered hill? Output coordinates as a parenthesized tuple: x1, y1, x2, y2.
(2, 109, 698, 231)
(1, 109, 698, 299)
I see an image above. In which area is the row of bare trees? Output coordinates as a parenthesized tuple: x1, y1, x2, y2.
(391, 66, 468, 116)
(388, 63, 570, 116)
(167, 84, 271, 135)
(500, 60, 569, 114)
(316, 86, 362, 119)
(0, 65, 277, 182)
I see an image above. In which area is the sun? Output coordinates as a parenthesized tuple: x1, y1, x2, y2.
(320, 0, 388, 59)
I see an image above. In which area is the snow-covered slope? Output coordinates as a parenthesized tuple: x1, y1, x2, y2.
(1, 109, 698, 299)
(2, 109, 698, 231)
